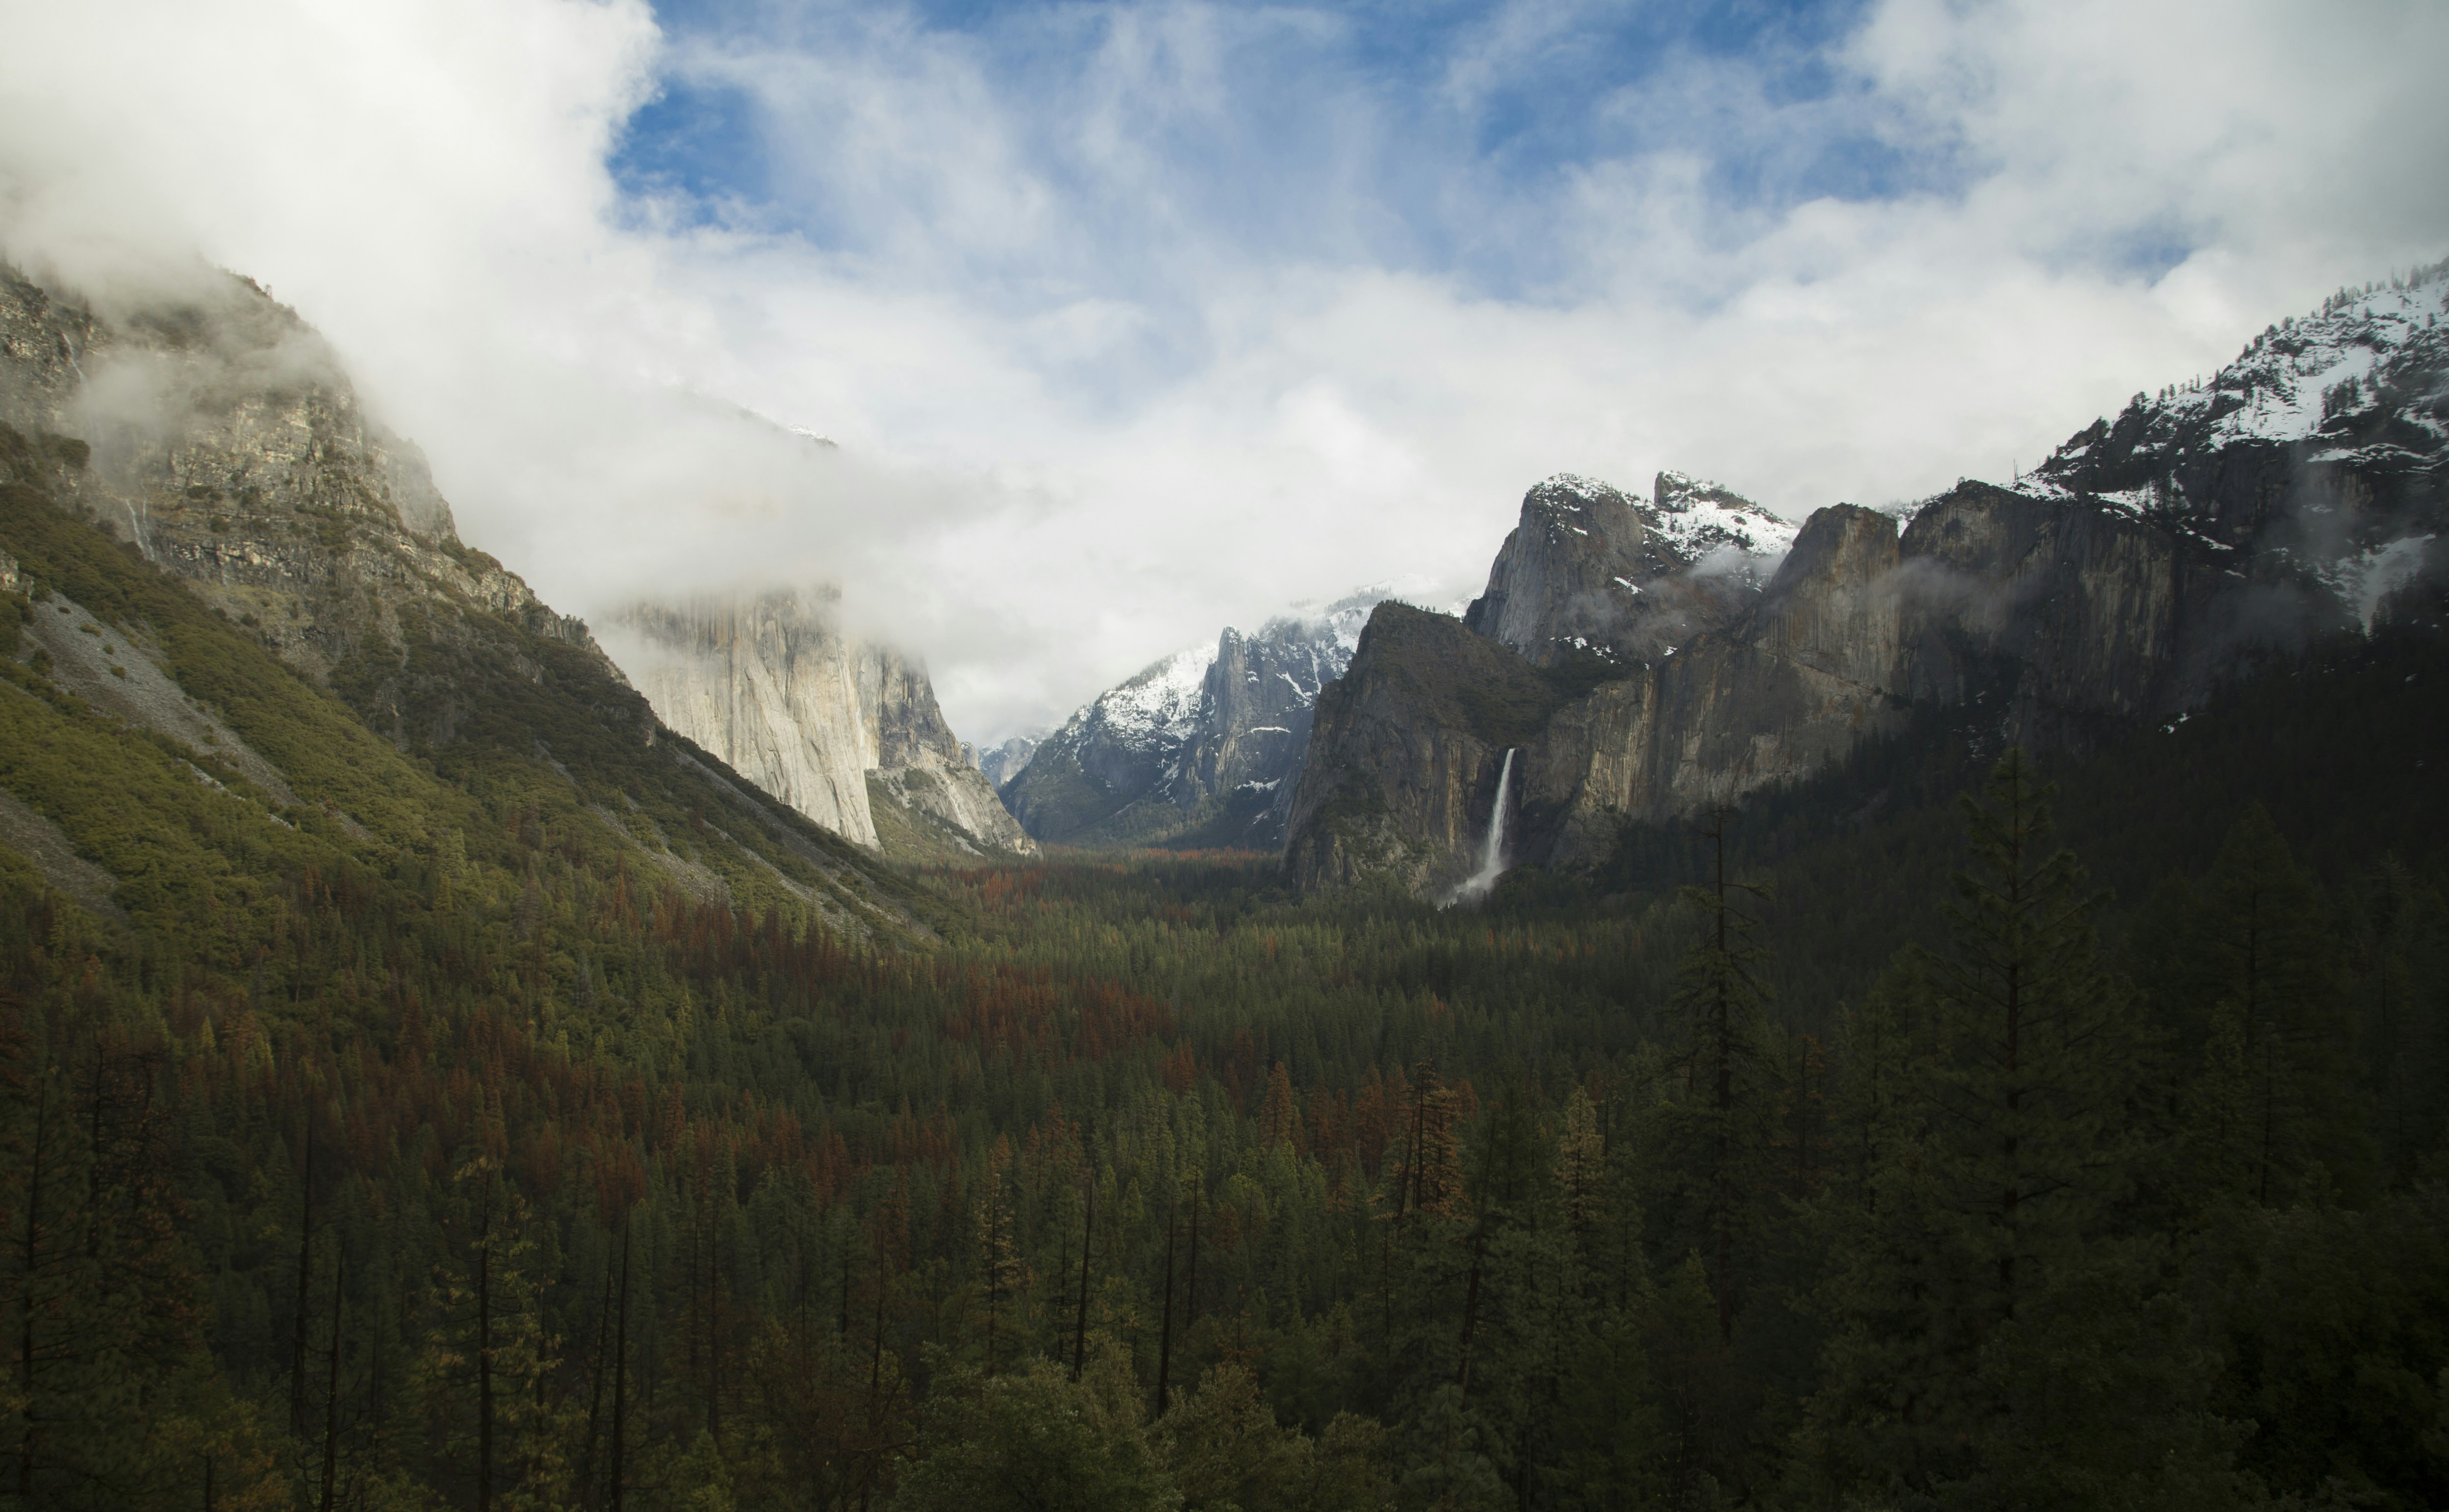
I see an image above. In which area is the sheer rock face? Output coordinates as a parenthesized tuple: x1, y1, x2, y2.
(1282, 605, 1559, 897)
(1289, 257, 2449, 898)
(1289, 516, 1914, 895)
(609, 589, 1033, 858)
(1462, 475, 1654, 665)
(0, 263, 614, 740)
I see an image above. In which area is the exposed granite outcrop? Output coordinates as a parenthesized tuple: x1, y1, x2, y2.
(1291, 269, 2449, 896)
(1283, 604, 1577, 895)
(1462, 472, 1798, 671)
(608, 588, 1034, 859)
(0, 260, 933, 940)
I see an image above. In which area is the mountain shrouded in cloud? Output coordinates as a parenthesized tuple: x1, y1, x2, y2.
(1, 0, 2444, 746)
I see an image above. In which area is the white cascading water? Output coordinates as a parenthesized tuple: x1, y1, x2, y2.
(1447, 747, 1516, 905)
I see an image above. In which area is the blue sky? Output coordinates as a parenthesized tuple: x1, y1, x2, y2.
(10, 0, 2448, 738)
(614, 0, 1914, 307)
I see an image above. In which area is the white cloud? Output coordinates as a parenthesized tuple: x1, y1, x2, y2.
(2, 0, 2445, 744)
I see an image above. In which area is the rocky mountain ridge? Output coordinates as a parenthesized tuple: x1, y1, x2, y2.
(1462, 471, 1796, 670)
(0, 259, 928, 932)
(968, 733, 1041, 788)
(0, 265, 626, 736)
(1286, 260, 2449, 898)
(999, 590, 1384, 849)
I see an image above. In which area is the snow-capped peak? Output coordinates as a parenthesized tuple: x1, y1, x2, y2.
(2031, 258, 2449, 513)
(1081, 642, 1215, 752)
(1647, 470, 1800, 560)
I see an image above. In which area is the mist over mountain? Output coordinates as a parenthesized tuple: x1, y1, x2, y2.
(1286, 261, 2449, 898)
(968, 732, 1042, 788)
(604, 587, 1033, 861)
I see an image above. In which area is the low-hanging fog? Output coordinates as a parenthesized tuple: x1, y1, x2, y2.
(3, 0, 2445, 743)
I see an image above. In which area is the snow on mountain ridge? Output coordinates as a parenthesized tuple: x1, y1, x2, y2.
(1072, 642, 1215, 755)
(1649, 470, 1801, 561)
(2032, 260, 2449, 517)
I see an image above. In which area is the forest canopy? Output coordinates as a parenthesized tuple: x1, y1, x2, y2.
(0, 464, 2445, 1512)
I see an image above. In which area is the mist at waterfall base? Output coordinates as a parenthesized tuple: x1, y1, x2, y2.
(1446, 748, 1519, 907)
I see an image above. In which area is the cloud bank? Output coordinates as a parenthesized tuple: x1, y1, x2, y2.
(2, 0, 2445, 741)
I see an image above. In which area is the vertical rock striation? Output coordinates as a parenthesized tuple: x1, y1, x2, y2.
(606, 589, 1034, 859)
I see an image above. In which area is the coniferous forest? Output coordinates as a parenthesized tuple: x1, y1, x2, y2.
(2, 441, 2448, 1512)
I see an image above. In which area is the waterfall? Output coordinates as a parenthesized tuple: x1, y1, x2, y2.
(1447, 747, 1517, 905)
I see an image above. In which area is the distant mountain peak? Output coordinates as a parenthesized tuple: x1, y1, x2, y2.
(1650, 470, 1799, 561)
(1464, 470, 1795, 668)
(998, 585, 1405, 848)
(2032, 257, 2449, 516)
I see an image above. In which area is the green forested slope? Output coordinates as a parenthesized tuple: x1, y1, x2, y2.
(0, 430, 2444, 1511)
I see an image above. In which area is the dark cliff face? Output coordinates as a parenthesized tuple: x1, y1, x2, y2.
(1285, 604, 1581, 895)
(1286, 267, 2449, 896)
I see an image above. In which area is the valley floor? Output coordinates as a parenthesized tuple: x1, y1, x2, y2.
(2, 560, 2447, 1509)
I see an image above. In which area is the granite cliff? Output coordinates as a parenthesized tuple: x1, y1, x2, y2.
(1288, 262, 2449, 897)
(1463, 471, 1795, 669)
(606, 588, 1034, 860)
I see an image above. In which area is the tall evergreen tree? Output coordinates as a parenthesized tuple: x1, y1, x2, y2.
(1647, 808, 1777, 1344)
(2176, 808, 2373, 1206)
(1799, 751, 2241, 1509)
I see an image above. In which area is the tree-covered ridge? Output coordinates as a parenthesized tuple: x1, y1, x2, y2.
(0, 437, 2444, 1508)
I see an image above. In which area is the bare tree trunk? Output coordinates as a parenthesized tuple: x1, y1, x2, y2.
(1184, 1194, 1200, 1337)
(318, 1251, 343, 1512)
(611, 1223, 631, 1512)
(1456, 1229, 1486, 1393)
(291, 1120, 314, 1437)
(709, 1228, 725, 1444)
(1070, 1182, 1094, 1382)
(478, 1185, 494, 1512)
(1153, 1207, 1177, 1418)
(837, 1236, 851, 1344)
(18, 1066, 50, 1498)
(578, 1247, 615, 1510)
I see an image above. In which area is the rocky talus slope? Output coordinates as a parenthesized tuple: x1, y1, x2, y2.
(606, 588, 1034, 861)
(1000, 591, 1380, 848)
(0, 261, 926, 935)
(1288, 263, 2449, 897)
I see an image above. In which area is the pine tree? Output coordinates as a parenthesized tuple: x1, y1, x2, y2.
(1798, 751, 2238, 1509)
(1649, 807, 1777, 1344)
(2185, 808, 2372, 1205)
